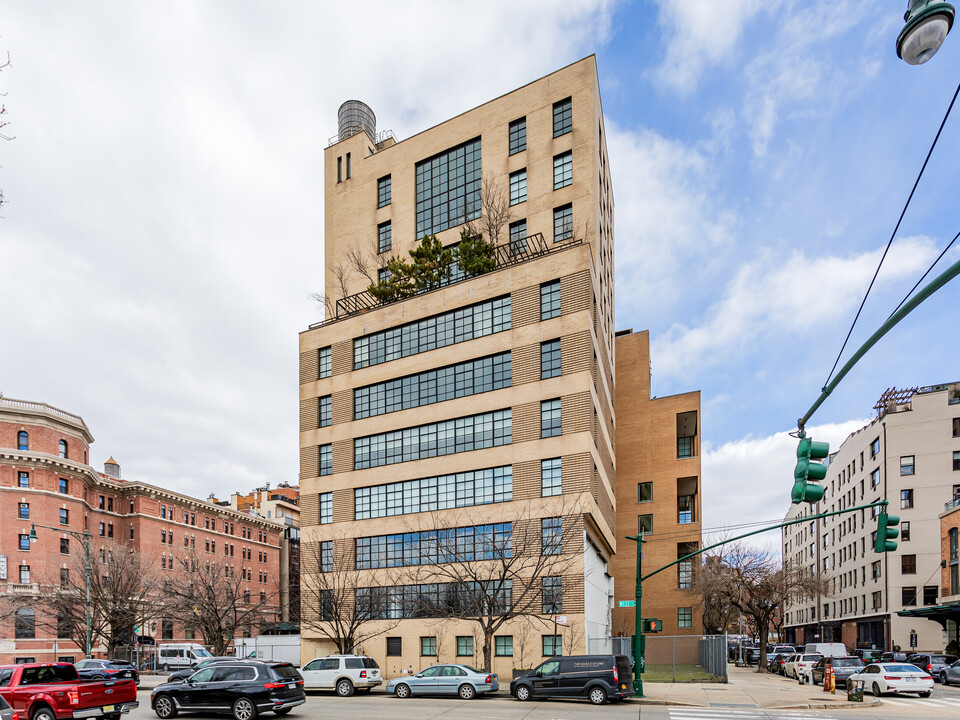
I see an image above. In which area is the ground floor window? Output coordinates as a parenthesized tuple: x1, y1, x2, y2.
(541, 634, 562, 656)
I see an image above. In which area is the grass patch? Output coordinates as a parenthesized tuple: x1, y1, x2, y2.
(642, 664, 723, 683)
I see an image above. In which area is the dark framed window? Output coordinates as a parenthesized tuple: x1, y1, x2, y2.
(509, 169, 527, 205)
(509, 219, 527, 255)
(542, 576, 562, 613)
(17, 431, 28, 450)
(495, 636, 513, 656)
(553, 151, 572, 189)
(18, 503, 29, 520)
(415, 137, 481, 237)
(386, 637, 402, 656)
(953, 450, 960, 471)
(902, 587, 917, 606)
(542, 635, 562, 656)
(900, 455, 915, 475)
(14, 608, 35, 639)
(162, 619, 174, 639)
(901, 489, 914, 509)
(19, 565, 30, 584)
(378, 267, 390, 284)
(377, 175, 391, 208)
(540, 339, 561, 379)
(420, 637, 437, 656)
(871, 437, 880, 457)
(319, 444, 333, 477)
(59, 508, 69, 525)
(319, 395, 332, 428)
(60, 568, 70, 588)
(678, 607, 693, 628)
(337, 156, 342, 183)
(59, 440, 68, 459)
(923, 585, 938, 605)
(378, 221, 392, 254)
(18, 472, 28, 488)
(318, 346, 332, 379)
(320, 541, 333, 573)
(319, 493, 333, 525)
(60, 538, 69, 554)
(871, 468, 880, 486)
(553, 97, 572, 137)
(540, 280, 561, 320)
(509, 117, 526, 155)
(553, 204, 573, 243)
(542, 517, 562, 555)
(456, 636, 473, 656)
(355, 466, 512, 520)
(638, 482, 653, 502)
(346, 152, 351, 179)
(541, 458, 561, 497)
(541, 399, 561, 438)
(19, 534, 30, 551)
(638, 514, 653, 535)
(678, 558, 693, 588)
(678, 495, 694, 524)
(59, 477, 69, 494)
(901, 554, 916, 574)
(901, 521, 911, 541)
(356, 522, 511, 569)
(678, 436, 694, 458)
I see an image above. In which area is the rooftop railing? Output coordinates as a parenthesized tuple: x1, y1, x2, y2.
(0, 396, 86, 426)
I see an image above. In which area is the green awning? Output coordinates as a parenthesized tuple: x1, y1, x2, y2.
(897, 601, 960, 628)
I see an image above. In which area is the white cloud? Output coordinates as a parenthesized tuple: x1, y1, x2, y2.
(651, 0, 771, 95)
(701, 418, 870, 551)
(651, 236, 946, 381)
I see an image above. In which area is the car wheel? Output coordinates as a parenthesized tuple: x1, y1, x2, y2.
(872, 682, 883, 697)
(33, 707, 57, 720)
(232, 697, 257, 720)
(515, 685, 531, 701)
(919, 691, 931, 698)
(941, 672, 949, 686)
(153, 694, 178, 720)
(336, 679, 355, 697)
(274, 710, 291, 716)
(458, 684, 476, 700)
(394, 683, 411, 699)
(588, 687, 607, 705)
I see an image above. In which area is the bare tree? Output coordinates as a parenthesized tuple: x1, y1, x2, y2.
(698, 543, 826, 672)
(408, 505, 581, 672)
(463, 176, 512, 246)
(164, 551, 278, 656)
(1, 50, 13, 216)
(563, 618, 585, 656)
(512, 618, 535, 671)
(432, 621, 449, 664)
(299, 538, 403, 654)
(40, 541, 158, 657)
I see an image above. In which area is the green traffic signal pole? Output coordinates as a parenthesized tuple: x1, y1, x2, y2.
(798, 256, 960, 433)
(624, 499, 890, 693)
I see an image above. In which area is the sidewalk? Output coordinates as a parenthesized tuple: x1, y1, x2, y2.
(633, 665, 880, 710)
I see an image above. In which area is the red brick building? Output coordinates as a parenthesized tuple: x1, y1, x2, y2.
(0, 397, 284, 664)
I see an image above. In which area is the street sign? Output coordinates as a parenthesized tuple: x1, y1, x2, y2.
(555, 615, 567, 625)
(618, 600, 636, 607)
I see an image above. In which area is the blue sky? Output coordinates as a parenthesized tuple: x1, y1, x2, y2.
(2, 1, 957, 541)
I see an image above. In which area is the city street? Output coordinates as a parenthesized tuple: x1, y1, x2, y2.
(130, 682, 960, 720)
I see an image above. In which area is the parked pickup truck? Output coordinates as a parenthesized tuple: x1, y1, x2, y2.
(0, 663, 138, 720)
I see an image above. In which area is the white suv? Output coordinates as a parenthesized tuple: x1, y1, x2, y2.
(300, 655, 382, 696)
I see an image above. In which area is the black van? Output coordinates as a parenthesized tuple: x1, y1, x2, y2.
(509, 655, 633, 705)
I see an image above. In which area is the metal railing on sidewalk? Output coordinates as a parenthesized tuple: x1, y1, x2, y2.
(588, 635, 727, 682)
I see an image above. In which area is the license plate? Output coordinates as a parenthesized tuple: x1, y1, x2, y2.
(906, 677, 915, 682)
(103, 706, 115, 712)
(287, 683, 295, 689)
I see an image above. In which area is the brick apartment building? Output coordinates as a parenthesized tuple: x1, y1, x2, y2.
(299, 56, 702, 674)
(0, 397, 285, 664)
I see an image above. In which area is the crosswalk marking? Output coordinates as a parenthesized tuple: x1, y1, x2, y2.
(667, 710, 839, 720)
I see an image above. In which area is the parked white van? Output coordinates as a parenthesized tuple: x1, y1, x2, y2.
(157, 643, 213, 670)
(803, 643, 848, 658)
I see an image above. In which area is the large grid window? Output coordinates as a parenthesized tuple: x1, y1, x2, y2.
(356, 523, 512, 569)
(415, 137, 481, 237)
(354, 409, 512, 470)
(355, 466, 512, 520)
(318, 346, 332, 379)
(319, 444, 332, 476)
(542, 517, 562, 555)
(678, 559, 693, 588)
(357, 580, 512, 620)
(510, 169, 527, 205)
(354, 296, 511, 369)
(457, 636, 473, 656)
(554, 204, 573, 243)
(509, 117, 526, 155)
(378, 175, 391, 208)
(541, 399, 561, 438)
(542, 635, 562, 656)
(319, 493, 332, 525)
(319, 395, 332, 428)
(542, 576, 562, 614)
(378, 221, 392, 254)
(541, 339, 561, 379)
(540, 281, 560, 320)
(509, 220, 527, 255)
(354, 352, 511, 419)
(420, 637, 437, 656)
(495, 636, 513, 656)
(553, 97, 572, 137)
(678, 607, 693, 628)
(319, 541, 333, 573)
(541, 458, 561, 497)
(677, 436, 693, 458)
(553, 151, 572, 189)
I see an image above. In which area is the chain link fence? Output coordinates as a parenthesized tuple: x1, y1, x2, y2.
(588, 634, 727, 682)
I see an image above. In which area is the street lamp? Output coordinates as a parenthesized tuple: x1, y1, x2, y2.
(30, 522, 93, 658)
(897, 1, 955, 65)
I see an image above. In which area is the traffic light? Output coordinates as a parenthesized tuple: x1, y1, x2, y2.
(874, 511, 900, 553)
(640, 619, 662, 633)
(792, 437, 830, 504)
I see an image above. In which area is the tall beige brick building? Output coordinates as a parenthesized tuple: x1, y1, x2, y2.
(299, 56, 701, 676)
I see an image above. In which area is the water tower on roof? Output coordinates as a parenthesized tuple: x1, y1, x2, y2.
(338, 100, 377, 142)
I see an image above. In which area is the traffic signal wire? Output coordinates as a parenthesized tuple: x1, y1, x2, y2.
(824, 78, 960, 390)
(886, 228, 959, 320)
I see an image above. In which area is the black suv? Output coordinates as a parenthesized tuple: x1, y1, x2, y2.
(151, 661, 304, 719)
(510, 655, 633, 705)
(74, 658, 140, 686)
(167, 657, 242, 684)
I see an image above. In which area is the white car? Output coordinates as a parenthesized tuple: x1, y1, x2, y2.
(300, 654, 382, 696)
(785, 653, 823, 680)
(846, 663, 934, 697)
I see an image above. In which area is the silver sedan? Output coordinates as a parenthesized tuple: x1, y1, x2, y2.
(385, 664, 499, 700)
(942, 658, 960, 686)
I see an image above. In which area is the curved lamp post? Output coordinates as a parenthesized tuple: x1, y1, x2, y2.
(897, 1, 955, 64)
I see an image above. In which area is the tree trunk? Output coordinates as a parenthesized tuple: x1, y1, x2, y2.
(756, 617, 770, 673)
(482, 631, 493, 673)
